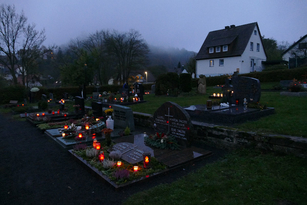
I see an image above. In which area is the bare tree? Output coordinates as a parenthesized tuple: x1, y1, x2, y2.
(18, 23, 46, 87)
(0, 4, 27, 85)
(104, 30, 149, 84)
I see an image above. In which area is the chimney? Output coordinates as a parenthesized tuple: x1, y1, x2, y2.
(225, 26, 230, 29)
(230, 25, 235, 28)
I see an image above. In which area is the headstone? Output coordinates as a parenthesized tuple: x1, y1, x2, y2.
(92, 101, 103, 117)
(92, 92, 99, 100)
(223, 72, 261, 105)
(151, 84, 155, 94)
(41, 94, 47, 101)
(49, 93, 54, 101)
(64, 92, 68, 99)
(112, 104, 135, 131)
(153, 101, 193, 145)
(120, 88, 129, 98)
(198, 75, 206, 94)
(134, 82, 144, 101)
(75, 96, 85, 114)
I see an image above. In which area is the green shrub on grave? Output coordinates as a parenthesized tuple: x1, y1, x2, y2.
(179, 73, 192, 92)
(38, 100, 48, 110)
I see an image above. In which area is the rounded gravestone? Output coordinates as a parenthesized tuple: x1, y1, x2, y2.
(153, 101, 194, 145)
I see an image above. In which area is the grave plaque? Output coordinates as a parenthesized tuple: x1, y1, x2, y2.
(153, 101, 193, 144)
(75, 96, 85, 114)
(113, 104, 135, 131)
(112, 140, 153, 164)
(223, 73, 261, 105)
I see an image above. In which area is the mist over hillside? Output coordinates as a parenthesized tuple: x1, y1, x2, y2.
(148, 45, 196, 72)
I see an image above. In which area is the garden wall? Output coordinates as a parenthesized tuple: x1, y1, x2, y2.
(133, 112, 307, 158)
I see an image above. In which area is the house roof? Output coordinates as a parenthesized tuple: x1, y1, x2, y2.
(282, 34, 307, 55)
(196, 22, 259, 60)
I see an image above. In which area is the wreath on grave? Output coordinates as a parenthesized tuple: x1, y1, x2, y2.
(145, 132, 180, 150)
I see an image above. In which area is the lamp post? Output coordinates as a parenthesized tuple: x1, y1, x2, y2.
(145, 71, 147, 83)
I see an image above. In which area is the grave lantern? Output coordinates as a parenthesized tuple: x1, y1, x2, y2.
(57, 110, 60, 114)
(99, 152, 105, 161)
(64, 125, 68, 129)
(52, 111, 55, 115)
(133, 166, 139, 172)
(64, 113, 67, 117)
(143, 153, 151, 169)
(78, 133, 83, 138)
(213, 93, 216, 97)
(62, 133, 66, 137)
(235, 99, 239, 105)
(117, 161, 122, 167)
(93, 139, 97, 147)
(42, 113, 45, 116)
(85, 124, 90, 130)
(95, 142, 101, 150)
(36, 113, 39, 117)
(92, 133, 96, 139)
(96, 118, 100, 122)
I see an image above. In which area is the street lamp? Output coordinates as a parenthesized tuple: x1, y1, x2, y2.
(145, 71, 147, 83)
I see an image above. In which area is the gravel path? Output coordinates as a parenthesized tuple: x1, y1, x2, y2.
(0, 113, 227, 205)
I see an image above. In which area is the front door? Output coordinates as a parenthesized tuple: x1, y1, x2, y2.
(250, 59, 255, 72)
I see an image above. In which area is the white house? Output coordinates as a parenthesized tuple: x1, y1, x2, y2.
(196, 22, 267, 77)
(282, 34, 307, 68)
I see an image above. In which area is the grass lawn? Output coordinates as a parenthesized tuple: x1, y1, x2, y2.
(124, 149, 307, 205)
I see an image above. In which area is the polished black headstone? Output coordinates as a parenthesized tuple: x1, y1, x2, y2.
(153, 101, 193, 144)
(223, 72, 261, 105)
(134, 82, 144, 101)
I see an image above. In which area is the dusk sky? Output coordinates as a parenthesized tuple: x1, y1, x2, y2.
(2, 0, 307, 52)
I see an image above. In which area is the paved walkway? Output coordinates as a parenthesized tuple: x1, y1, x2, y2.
(0, 113, 227, 205)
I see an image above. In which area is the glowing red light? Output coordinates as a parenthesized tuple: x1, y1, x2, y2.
(57, 110, 60, 114)
(64, 125, 68, 129)
(42, 113, 45, 116)
(64, 114, 67, 117)
(78, 133, 83, 138)
(36, 113, 39, 117)
(95, 142, 101, 150)
(52, 111, 55, 115)
(99, 153, 105, 161)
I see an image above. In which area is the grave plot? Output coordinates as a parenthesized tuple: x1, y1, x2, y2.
(69, 102, 212, 188)
(186, 74, 275, 125)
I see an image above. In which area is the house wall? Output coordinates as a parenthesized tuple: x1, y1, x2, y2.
(282, 37, 307, 61)
(196, 56, 243, 77)
(241, 25, 266, 72)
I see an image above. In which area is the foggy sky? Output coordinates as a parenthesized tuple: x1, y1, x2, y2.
(2, 0, 307, 52)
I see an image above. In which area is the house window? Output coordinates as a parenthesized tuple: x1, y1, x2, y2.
(209, 60, 214, 67)
(250, 42, 254, 51)
(219, 59, 224, 67)
(257, 43, 260, 52)
(209, 47, 214, 53)
(254, 30, 257, 35)
(216, 46, 221, 53)
(222, 45, 228, 52)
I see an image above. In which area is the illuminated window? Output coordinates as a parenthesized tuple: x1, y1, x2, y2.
(219, 59, 224, 67)
(222, 45, 228, 52)
(216, 46, 221, 53)
(209, 60, 214, 67)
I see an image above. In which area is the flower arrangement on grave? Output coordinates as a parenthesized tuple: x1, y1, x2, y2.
(104, 108, 113, 116)
(61, 123, 77, 139)
(145, 132, 180, 150)
(28, 113, 51, 122)
(102, 128, 113, 146)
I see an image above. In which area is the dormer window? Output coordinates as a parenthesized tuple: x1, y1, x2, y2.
(209, 47, 214, 53)
(216, 46, 221, 53)
(222, 45, 228, 52)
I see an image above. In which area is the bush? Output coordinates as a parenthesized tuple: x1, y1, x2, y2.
(179, 73, 192, 92)
(155, 72, 179, 95)
(263, 64, 288, 72)
(38, 100, 48, 110)
(0, 85, 26, 104)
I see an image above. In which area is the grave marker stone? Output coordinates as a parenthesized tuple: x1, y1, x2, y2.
(223, 72, 261, 105)
(92, 101, 103, 117)
(134, 82, 144, 101)
(112, 104, 135, 131)
(153, 101, 193, 145)
(75, 96, 85, 114)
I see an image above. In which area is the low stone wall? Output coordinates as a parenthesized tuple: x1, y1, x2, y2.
(133, 112, 307, 158)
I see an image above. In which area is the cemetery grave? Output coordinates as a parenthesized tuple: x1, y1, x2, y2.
(185, 73, 275, 125)
(68, 102, 212, 188)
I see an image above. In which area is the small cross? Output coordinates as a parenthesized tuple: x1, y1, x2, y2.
(165, 107, 173, 133)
